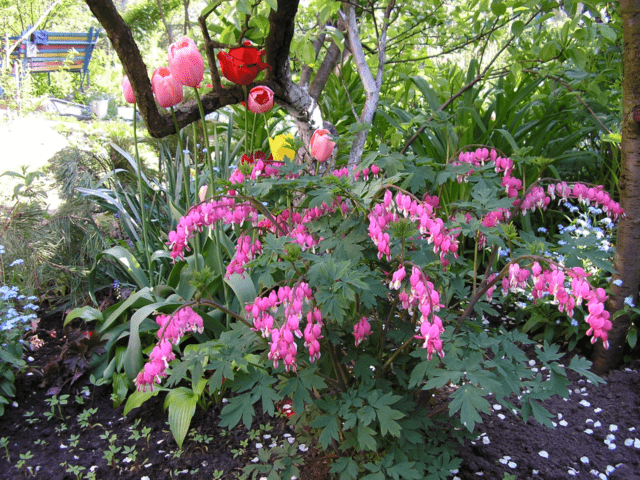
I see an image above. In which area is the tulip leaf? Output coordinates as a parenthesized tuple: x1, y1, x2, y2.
(164, 387, 199, 449)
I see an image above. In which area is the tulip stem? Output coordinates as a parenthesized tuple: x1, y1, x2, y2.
(243, 85, 248, 156)
(171, 107, 191, 209)
(193, 87, 215, 190)
(250, 111, 257, 157)
(132, 104, 153, 287)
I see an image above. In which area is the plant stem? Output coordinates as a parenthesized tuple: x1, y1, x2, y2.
(193, 87, 215, 189)
(171, 107, 190, 209)
(133, 104, 153, 287)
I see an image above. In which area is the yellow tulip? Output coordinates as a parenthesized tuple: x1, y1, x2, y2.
(269, 134, 296, 161)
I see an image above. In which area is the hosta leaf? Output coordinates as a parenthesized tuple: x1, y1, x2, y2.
(164, 387, 199, 449)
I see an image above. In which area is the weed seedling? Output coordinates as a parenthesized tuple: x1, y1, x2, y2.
(34, 439, 47, 448)
(55, 423, 68, 435)
(65, 464, 86, 479)
(231, 438, 249, 458)
(68, 434, 81, 450)
(1, 436, 10, 462)
(77, 407, 99, 429)
(103, 444, 121, 468)
(44, 394, 69, 422)
(23, 411, 38, 426)
(212, 469, 224, 479)
(75, 386, 91, 405)
(100, 431, 121, 468)
(15, 451, 34, 477)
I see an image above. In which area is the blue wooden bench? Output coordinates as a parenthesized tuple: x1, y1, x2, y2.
(5, 27, 100, 90)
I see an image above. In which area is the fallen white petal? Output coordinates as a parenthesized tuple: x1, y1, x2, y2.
(538, 451, 549, 458)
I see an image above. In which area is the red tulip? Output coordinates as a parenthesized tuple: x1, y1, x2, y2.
(309, 129, 336, 162)
(247, 86, 274, 113)
(121, 75, 135, 104)
(168, 36, 205, 88)
(217, 41, 271, 86)
(151, 67, 184, 108)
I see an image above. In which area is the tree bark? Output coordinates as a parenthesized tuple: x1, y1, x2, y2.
(343, 0, 395, 167)
(84, 0, 317, 139)
(592, 0, 640, 374)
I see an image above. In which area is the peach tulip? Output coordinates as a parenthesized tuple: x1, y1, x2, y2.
(169, 37, 205, 88)
(309, 129, 336, 162)
(151, 67, 184, 108)
(121, 75, 135, 104)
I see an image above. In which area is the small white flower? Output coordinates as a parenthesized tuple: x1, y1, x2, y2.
(538, 451, 549, 458)
(580, 456, 589, 464)
(585, 429, 594, 435)
(624, 438, 634, 446)
(299, 444, 308, 452)
(482, 436, 490, 445)
(508, 461, 517, 469)
(493, 404, 502, 411)
(594, 408, 602, 413)
(610, 424, 618, 432)
(579, 400, 591, 407)
(559, 420, 568, 427)
(593, 421, 601, 428)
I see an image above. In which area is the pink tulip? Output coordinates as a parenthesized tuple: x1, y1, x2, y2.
(121, 75, 135, 104)
(168, 36, 205, 88)
(151, 67, 183, 108)
(309, 129, 336, 162)
(247, 86, 274, 113)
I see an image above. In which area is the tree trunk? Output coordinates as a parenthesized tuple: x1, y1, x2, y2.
(592, 0, 640, 374)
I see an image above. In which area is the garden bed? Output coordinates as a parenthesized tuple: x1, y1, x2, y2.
(1, 310, 639, 480)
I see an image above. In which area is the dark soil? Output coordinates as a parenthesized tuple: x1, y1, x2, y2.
(1, 312, 639, 480)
